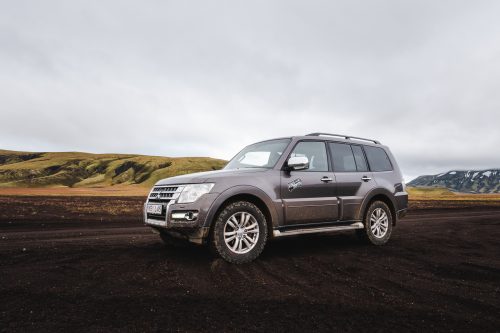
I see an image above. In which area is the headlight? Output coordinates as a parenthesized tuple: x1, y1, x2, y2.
(178, 183, 214, 203)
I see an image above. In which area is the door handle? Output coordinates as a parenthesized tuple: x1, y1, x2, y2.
(321, 176, 333, 183)
(361, 176, 372, 182)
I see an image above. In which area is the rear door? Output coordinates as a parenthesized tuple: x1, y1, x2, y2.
(280, 141, 339, 225)
(329, 143, 376, 221)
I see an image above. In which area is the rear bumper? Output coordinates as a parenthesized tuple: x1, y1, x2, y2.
(395, 191, 408, 210)
(397, 208, 408, 219)
(394, 191, 408, 223)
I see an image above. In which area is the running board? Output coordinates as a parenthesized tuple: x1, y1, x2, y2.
(273, 222, 364, 237)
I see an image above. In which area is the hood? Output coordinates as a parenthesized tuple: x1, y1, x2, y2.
(155, 168, 269, 186)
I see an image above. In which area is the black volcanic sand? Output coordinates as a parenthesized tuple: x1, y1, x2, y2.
(0, 196, 499, 332)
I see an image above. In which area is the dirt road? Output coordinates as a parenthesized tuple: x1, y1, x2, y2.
(1, 197, 499, 332)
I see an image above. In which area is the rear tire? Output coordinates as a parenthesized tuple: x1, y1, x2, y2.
(357, 200, 393, 245)
(210, 201, 268, 264)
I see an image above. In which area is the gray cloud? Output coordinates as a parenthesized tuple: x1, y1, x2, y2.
(1, 0, 500, 180)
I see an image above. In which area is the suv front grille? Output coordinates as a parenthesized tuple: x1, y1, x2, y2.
(146, 186, 181, 220)
(153, 186, 178, 192)
(148, 186, 179, 202)
(149, 192, 175, 200)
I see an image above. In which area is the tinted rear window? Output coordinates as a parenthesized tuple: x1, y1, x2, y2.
(351, 145, 369, 172)
(329, 143, 356, 172)
(364, 146, 393, 172)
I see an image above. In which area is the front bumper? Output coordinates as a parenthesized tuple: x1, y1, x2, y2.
(144, 192, 219, 242)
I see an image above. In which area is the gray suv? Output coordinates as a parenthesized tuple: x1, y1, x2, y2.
(144, 133, 408, 263)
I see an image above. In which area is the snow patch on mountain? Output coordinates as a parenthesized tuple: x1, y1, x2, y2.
(408, 169, 500, 193)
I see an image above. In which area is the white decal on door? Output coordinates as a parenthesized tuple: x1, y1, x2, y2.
(288, 178, 303, 192)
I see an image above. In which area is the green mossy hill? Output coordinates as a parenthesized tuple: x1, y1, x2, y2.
(0, 149, 226, 188)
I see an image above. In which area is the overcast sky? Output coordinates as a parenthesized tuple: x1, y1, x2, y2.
(1, 0, 499, 180)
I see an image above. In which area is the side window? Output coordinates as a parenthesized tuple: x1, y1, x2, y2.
(329, 143, 356, 172)
(290, 141, 328, 172)
(364, 146, 393, 172)
(351, 145, 369, 172)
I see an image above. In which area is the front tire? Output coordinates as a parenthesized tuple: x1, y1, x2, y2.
(357, 200, 393, 245)
(210, 201, 268, 264)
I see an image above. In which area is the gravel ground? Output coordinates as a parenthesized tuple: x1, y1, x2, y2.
(0, 196, 499, 332)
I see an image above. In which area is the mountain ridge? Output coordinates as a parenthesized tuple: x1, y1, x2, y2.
(408, 169, 500, 193)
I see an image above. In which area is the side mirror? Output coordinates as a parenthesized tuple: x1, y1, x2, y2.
(287, 156, 309, 171)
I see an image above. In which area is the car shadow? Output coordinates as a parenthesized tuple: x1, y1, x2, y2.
(138, 231, 369, 263)
(260, 231, 368, 260)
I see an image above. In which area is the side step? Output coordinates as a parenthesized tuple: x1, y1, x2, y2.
(273, 222, 364, 238)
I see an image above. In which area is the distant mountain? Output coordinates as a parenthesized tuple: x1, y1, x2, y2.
(0, 149, 226, 188)
(408, 169, 500, 193)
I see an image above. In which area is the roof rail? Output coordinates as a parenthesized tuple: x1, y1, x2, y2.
(306, 133, 380, 144)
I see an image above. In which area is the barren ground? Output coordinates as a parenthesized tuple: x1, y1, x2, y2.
(1, 196, 499, 332)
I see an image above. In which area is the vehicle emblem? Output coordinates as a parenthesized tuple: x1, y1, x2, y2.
(288, 178, 303, 192)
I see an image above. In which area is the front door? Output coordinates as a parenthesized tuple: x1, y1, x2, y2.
(329, 142, 376, 221)
(281, 141, 339, 225)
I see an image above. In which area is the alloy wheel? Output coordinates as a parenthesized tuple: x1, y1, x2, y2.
(370, 208, 389, 238)
(223, 211, 260, 254)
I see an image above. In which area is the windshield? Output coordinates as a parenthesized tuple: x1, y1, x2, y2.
(225, 139, 291, 170)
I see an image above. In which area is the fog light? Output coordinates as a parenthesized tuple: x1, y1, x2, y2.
(171, 211, 198, 221)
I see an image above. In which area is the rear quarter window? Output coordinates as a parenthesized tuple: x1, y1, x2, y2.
(329, 143, 356, 172)
(364, 146, 393, 172)
(351, 145, 369, 172)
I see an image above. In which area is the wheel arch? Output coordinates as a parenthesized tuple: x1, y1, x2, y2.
(204, 186, 278, 237)
(359, 189, 398, 225)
